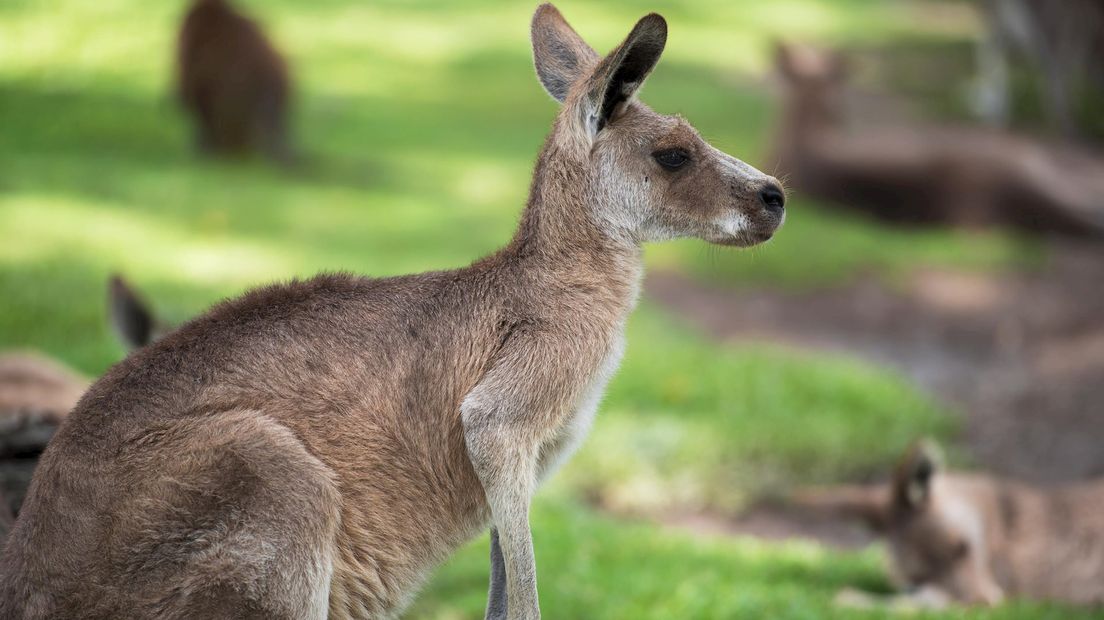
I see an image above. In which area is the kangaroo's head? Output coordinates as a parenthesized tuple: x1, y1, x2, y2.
(774, 42, 846, 134)
(530, 4, 784, 247)
(792, 440, 1004, 606)
(882, 442, 1005, 606)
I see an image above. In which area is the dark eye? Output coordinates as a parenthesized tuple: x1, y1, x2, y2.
(653, 149, 690, 170)
(951, 540, 970, 561)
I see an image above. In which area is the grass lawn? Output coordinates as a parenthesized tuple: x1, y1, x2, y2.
(413, 499, 1093, 620)
(0, 0, 1078, 617)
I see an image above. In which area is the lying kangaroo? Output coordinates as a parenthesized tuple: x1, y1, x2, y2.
(0, 276, 163, 529)
(177, 0, 293, 162)
(795, 441, 1104, 608)
(770, 42, 1104, 238)
(0, 5, 784, 619)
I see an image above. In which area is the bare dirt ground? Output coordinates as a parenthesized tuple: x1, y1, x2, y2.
(645, 241, 1104, 547)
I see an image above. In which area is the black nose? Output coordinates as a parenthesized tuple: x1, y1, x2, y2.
(758, 183, 785, 214)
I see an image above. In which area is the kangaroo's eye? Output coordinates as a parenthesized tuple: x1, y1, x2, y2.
(653, 149, 690, 171)
(951, 540, 970, 561)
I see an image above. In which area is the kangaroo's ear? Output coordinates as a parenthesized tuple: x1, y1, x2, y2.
(774, 41, 802, 81)
(108, 274, 157, 351)
(790, 484, 890, 532)
(580, 12, 667, 135)
(893, 440, 941, 511)
(531, 4, 599, 103)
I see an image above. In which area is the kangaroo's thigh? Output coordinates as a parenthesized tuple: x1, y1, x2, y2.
(110, 410, 341, 620)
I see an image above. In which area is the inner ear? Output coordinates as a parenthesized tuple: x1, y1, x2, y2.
(585, 13, 667, 133)
(531, 4, 599, 103)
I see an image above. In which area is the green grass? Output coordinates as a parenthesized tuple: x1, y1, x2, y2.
(413, 499, 1094, 620)
(561, 306, 955, 514)
(0, 0, 1079, 618)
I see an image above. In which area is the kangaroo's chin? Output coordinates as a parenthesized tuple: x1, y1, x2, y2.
(708, 229, 775, 247)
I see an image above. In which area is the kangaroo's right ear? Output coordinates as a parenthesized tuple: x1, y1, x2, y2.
(531, 3, 599, 103)
(892, 439, 941, 512)
(108, 274, 157, 351)
(579, 12, 667, 135)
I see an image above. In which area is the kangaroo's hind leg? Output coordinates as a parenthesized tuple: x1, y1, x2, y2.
(109, 410, 341, 620)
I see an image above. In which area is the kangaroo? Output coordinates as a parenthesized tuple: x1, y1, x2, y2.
(176, 0, 293, 163)
(0, 276, 163, 529)
(770, 42, 1104, 238)
(794, 441, 1104, 608)
(0, 5, 784, 619)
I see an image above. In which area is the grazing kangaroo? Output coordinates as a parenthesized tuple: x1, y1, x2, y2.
(0, 5, 784, 619)
(0, 276, 163, 529)
(794, 441, 1104, 608)
(770, 42, 1104, 238)
(176, 0, 293, 162)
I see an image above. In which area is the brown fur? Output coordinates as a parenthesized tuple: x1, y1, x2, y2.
(176, 0, 293, 162)
(0, 276, 163, 532)
(0, 353, 88, 528)
(794, 442, 1104, 607)
(0, 6, 783, 619)
(770, 42, 1104, 238)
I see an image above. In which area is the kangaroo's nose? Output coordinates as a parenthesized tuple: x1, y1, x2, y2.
(758, 183, 786, 215)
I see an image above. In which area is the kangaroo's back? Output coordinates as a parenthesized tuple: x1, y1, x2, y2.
(177, 0, 291, 159)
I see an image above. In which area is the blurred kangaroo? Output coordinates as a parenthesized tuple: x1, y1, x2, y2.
(794, 441, 1104, 608)
(0, 276, 163, 533)
(177, 0, 293, 163)
(771, 42, 1104, 238)
(0, 5, 785, 619)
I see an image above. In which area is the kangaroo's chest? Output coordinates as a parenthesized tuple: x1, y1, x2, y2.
(537, 330, 627, 481)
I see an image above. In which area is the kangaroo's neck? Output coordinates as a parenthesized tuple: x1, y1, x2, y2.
(780, 93, 838, 148)
(500, 138, 644, 312)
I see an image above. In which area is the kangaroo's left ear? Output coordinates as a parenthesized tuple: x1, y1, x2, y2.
(531, 4, 599, 103)
(581, 13, 667, 136)
(108, 274, 157, 351)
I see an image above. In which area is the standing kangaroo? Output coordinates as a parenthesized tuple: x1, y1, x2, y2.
(794, 441, 1104, 608)
(177, 0, 293, 162)
(0, 5, 784, 619)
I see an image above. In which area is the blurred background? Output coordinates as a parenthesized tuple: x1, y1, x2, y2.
(1, 0, 1102, 617)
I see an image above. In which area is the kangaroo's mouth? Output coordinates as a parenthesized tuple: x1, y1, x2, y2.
(708, 212, 782, 247)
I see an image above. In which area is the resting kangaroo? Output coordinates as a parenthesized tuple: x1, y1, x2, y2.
(0, 5, 784, 619)
(795, 441, 1104, 608)
(771, 42, 1104, 238)
(0, 276, 164, 533)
